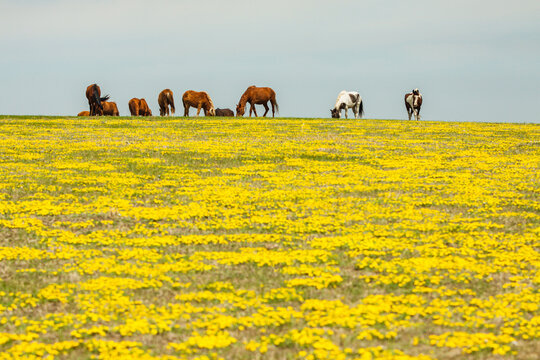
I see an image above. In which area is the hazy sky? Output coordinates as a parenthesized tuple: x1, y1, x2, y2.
(1, 0, 539, 122)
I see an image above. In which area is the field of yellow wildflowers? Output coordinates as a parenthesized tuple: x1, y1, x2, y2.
(0, 116, 539, 360)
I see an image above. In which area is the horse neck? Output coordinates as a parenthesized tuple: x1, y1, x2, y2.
(239, 91, 251, 107)
(334, 95, 345, 110)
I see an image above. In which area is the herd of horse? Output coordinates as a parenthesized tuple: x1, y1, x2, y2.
(82, 84, 423, 120)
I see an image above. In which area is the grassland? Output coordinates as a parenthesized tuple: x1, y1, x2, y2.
(0, 116, 538, 360)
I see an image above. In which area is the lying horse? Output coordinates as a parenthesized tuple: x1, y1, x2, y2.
(77, 111, 90, 116)
(236, 86, 278, 117)
(215, 108, 234, 117)
(331, 91, 364, 119)
(102, 101, 119, 116)
(405, 88, 422, 120)
(85, 84, 110, 116)
(129, 98, 152, 116)
(158, 89, 175, 116)
(182, 90, 216, 116)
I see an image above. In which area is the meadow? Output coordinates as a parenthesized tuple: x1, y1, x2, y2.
(0, 116, 538, 360)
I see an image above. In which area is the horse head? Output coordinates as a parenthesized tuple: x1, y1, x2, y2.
(330, 108, 340, 119)
(236, 104, 245, 116)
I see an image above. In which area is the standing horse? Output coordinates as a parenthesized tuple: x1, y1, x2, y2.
(85, 84, 110, 116)
(236, 86, 278, 117)
(405, 89, 423, 120)
(158, 89, 175, 116)
(102, 101, 119, 116)
(182, 90, 216, 116)
(129, 98, 152, 116)
(331, 91, 364, 119)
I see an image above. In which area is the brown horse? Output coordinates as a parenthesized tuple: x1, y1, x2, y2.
(215, 108, 234, 117)
(236, 86, 279, 117)
(129, 98, 152, 116)
(77, 111, 90, 116)
(85, 84, 110, 116)
(102, 101, 119, 116)
(158, 89, 175, 116)
(182, 90, 216, 116)
(405, 88, 423, 120)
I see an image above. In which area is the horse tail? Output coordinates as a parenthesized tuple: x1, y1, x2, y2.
(100, 95, 110, 102)
(168, 92, 175, 115)
(358, 98, 364, 118)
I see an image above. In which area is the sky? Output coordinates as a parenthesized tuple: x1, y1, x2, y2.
(0, 0, 539, 122)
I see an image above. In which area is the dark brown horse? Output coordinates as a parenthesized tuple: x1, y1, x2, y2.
(236, 86, 279, 117)
(215, 108, 234, 117)
(158, 89, 175, 116)
(129, 98, 152, 116)
(85, 84, 110, 116)
(102, 101, 119, 116)
(77, 111, 90, 116)
(182, 90, 216, 116)
(405, 88, 423, 120)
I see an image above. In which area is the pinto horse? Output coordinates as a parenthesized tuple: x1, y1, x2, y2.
(331, 91, 364, 119)
(236, 86, 278, 117)
(158, 89, 175, 116)
(182, 90, 216, 116)
(129, 98, 152, 116)
(405, 89, 423, 120)
(85, 84, 110, 116)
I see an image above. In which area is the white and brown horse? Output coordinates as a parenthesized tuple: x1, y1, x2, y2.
(405, 88, 423, 120)
(331, 91, 364, 119)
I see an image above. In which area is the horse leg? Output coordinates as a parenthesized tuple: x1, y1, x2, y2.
(262, 102, 269, 117)
(183, 103, 189, 117)
(251, 104, 258, 117)
(196, 104, 202, 116)
(344, 108, 348, 119)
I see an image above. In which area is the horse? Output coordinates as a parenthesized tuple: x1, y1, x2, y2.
(236, 86, 278, 117)
(77, 111, 90, 116)
(215, 108, 234, 117)
(85, 84, 110, 116)
(102, 101, 119, 116)
(158, 89, 175, 116)
(405, 88, 423, 120)
(182, 90, 216, 116)
(129, 98, 152, 116)
(331, 91, 364, 119)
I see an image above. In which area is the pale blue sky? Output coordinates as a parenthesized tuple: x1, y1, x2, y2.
(1, 0, 539, 122)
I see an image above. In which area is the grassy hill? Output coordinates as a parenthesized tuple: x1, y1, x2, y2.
(0, 117, 539, 359)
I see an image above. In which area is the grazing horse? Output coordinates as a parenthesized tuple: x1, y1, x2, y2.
(215, 108, 234, 117)
(331, 90, 364, 119)
(158, 89, 175, 116)
(102, 101, 119, 116)
(77, 111, 90, 116)
(405, 88, 423, 120)
(85, 84, 110, 116)
(182, 90, 216, 116)
(236, 86, 279, 117)
(129, 98, 152, 116)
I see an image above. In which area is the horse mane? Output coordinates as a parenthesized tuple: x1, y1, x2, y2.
(238, 87, 253, 107)
(201, 92, 214, 110)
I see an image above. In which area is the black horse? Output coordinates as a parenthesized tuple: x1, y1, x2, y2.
(85, 84, 110, 116)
